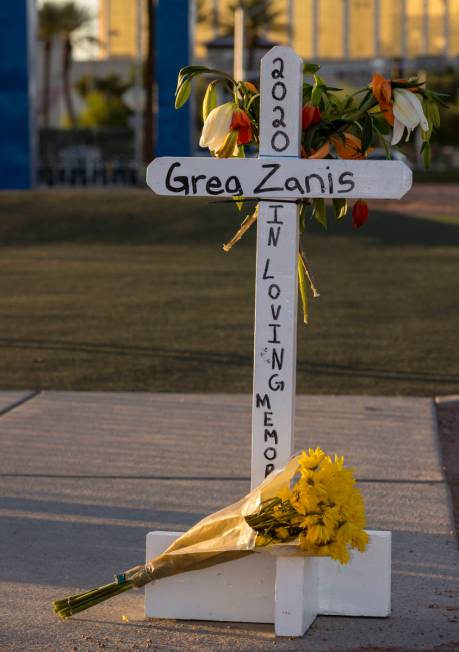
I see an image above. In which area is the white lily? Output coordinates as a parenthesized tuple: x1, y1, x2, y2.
(199, 102, 234, 153)
(391, 88, 429, 145)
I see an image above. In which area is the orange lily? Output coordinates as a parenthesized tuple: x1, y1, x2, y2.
(230, 108, 253, 144)
(370, 74, 394, 126)
(301, 142, 330, 159)
(330, 133, 370, 160)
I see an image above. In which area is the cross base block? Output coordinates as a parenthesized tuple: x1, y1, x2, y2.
(145, 529, 391, 637)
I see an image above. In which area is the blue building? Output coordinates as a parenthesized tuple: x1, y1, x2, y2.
(0, 1, 35, 189)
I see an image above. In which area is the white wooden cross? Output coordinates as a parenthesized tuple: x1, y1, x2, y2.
(145, 46, 410, 637)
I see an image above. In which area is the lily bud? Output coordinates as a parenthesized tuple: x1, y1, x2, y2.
(352, 200, 369, 229)
(244, 81, 258, 94)
(175, 79, 191, 109)
(202, 82, 217, 122)
(302, 104, 321, 130)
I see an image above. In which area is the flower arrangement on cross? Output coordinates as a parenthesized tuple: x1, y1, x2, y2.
(175, 63, 446, 322)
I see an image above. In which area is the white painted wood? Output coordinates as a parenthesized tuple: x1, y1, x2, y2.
(259, 46, 303, 158)
(318, 530, 391, 616)
(146, 157, 413, 199)
(251, 202, 299, 487)
(275, 557, 319, 636)
(250, 46, 303, 489)
(145, 530, 391, 623)
(145, 531, 275, 622)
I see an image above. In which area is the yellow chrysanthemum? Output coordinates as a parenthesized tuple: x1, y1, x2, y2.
(275, 527, 290, 540)
(300, 514, 321, 528)
(328, 541, 350, 564)
(299, 447, 326, 472)
(255, 534, 271, 546)
(290, 487, 320, 515)
(322, 505, 341, 531)
(351, 529, 369, 552)
(305, 523, 332, 545)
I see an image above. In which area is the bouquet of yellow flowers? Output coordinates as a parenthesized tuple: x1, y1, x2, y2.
(54, 448, 368, 619)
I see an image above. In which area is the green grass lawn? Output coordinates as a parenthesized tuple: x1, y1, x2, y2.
(0, 189, 457, 396)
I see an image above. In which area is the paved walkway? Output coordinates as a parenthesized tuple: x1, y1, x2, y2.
(0, 392, 458, 651)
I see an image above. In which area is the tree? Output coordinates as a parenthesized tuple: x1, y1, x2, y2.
(58, 2, 94, 128)
(37, 2, 60, 128)
(75, 73, 132, 127)
(224, 0, 287, 73)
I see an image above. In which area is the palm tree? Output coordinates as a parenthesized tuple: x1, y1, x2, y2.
(58, 2, 93, 128)
(225, 0, 288, 73)
(38, 2, 60, 128)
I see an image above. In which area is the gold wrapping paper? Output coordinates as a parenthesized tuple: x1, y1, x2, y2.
(126, 456, 302, 588)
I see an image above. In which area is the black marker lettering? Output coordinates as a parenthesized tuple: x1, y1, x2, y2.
(264, 429, 278, 444)
(264, 412, 274, 427)
(272, 105, 286, 128)
(338, 171, 356, 193)
(265, 463, 275, 477)
(305, 173, 326, 194)
(262, 258, 274, 280)
(253, 163, 283, 194)
(272, 81, 287, 101)
(270, 304, 281, 320)
(268, 284, 281, 300)
(264, 446, 277, 461)
(206, 176, 224, 195)
(267, 205, 284, 224)
(269, 374, 285, 391)
(271, 57, 285, 79)
(285, 176, 304, 194)
(272, 347, 285, 371)
(165, 161, 189, 194)
(268, 323, 281, 344)
(271, 131, 290, 152)
(256, 393, 271, 409)
(226, 175, 243, 196)
(192, 174, 206, 194)
(268, 226, 281, 246)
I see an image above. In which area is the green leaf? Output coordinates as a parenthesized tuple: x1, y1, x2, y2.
(299, 203, 306, 233)
(303, 63, 320, 74)
(361, 115, 373, 152)
(246, 93, 260, 112)
(298, 255, 309, 324)
(311, 84, 322, 107)
(421, 141, 431, 169)
(332, 198, 348, 221)
(303, 123, 322, 153)
(312, 198, 327, 229)
(372, 115, 391, 135)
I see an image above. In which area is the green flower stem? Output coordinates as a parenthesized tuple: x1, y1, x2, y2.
(53, 579, 134, 620)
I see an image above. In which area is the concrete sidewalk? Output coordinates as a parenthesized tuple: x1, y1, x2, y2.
(0, 392, 458, 651)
